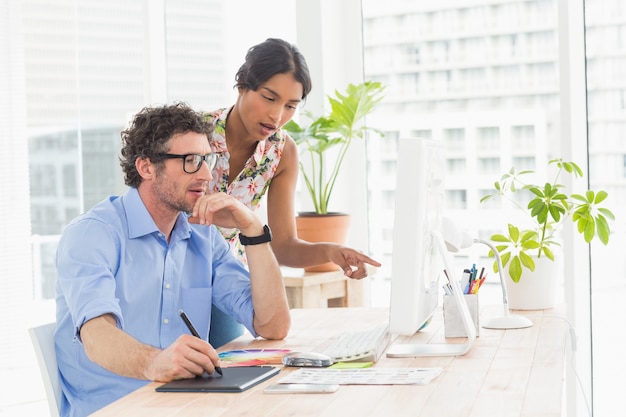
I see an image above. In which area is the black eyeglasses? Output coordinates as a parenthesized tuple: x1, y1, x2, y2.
(156, 153, 220, 174)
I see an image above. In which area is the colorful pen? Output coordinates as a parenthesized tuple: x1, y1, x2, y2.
(178, 309, 223, 376)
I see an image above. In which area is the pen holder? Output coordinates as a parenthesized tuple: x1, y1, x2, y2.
(443, 294, 480, 338)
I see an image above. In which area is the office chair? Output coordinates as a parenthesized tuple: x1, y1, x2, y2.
(28, 323, 61, 417)
(26, 313, 238, 417)
(208, 305, 244, 348)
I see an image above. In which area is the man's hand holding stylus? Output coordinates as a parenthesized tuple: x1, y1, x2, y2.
(80, 314, 222, 383)
(146, 334, 222, 381)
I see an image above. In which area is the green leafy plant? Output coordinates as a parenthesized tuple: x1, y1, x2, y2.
(283, 81, 385, 214)
(480, 159, 615, 282)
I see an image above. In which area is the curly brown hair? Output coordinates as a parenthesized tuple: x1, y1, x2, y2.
(119, 102, 213, 187)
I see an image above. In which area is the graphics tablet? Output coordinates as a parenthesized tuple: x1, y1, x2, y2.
(155, 366, 280, 393)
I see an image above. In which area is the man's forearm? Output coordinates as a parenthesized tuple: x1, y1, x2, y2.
(246, 244, 291, 339)
(80, 314, 158, 380)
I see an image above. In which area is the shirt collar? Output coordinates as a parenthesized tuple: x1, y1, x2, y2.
(122, 187, 191, 240)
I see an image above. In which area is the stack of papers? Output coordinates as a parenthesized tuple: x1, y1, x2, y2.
(277, 367, 442, 385)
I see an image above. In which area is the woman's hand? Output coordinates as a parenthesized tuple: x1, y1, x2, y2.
(327, 245, 382, 279)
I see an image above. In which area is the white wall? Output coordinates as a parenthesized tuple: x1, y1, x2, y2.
(0, 0, 35, 368)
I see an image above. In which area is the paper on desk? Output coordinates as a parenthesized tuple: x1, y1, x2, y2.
(278, 367, 443, 385)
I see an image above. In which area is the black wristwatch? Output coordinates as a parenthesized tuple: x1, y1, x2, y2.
(239, 224, 272, 246)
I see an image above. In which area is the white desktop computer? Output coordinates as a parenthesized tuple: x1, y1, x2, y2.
(386, 137, 476, 357)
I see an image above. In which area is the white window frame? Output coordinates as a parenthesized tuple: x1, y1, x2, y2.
(559, 1, 592, 415)
(295, 0, 369, 256)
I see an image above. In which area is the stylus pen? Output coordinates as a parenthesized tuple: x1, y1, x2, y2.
(178, 309, 223, 376)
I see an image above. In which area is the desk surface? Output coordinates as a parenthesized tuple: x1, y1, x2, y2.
(91, 306, 567, 417)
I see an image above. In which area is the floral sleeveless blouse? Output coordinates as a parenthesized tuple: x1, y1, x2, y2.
(204, 108, 287, 262)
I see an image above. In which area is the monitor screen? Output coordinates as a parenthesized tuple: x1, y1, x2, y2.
(386, 137, 476, 357)
(388, 137, 444, 336)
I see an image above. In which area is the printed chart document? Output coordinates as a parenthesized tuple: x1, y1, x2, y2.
(277, 367, 442, 385)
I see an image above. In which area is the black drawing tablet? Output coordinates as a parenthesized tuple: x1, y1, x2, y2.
(155, 366, 280, 393)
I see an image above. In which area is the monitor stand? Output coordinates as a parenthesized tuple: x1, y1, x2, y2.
(386, 231, 476, 358)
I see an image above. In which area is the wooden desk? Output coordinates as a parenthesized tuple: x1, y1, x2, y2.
(281, 267, 368, 308)
(91, 306, 567, 417)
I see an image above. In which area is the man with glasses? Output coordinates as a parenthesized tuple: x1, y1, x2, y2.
(54, 102, 291, 417)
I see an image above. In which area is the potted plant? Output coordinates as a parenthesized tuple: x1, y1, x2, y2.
(480, 159, 615, 308)
(282, 81, 385, 271)
(284, 81, 385, 214)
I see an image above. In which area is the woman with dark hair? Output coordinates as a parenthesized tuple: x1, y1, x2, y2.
(203, 38, 380, 281)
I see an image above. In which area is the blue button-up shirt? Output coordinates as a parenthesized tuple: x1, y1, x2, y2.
(55, 187, 256, 417)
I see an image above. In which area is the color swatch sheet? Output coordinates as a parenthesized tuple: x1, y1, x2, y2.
(219, 349, 291, 367)
(277, 367, 443, 385)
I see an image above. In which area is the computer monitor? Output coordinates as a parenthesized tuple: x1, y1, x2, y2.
(386, 137, 476, 357)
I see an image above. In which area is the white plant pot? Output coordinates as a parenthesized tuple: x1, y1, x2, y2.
(504, 255, 561, 310)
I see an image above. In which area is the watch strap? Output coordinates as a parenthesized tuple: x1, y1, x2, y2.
(239, 224, 272, 246)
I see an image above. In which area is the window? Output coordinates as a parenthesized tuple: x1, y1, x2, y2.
(477, 157, 500, 174)
(478, 189, 500, 209)
(510, 125, 535, 151)
(443, 128, 465, 149)
(362, 2, 624, 414)
(511, 156, 535, 171)
(411, 129, 432, 139)
(445, 189, 467, 210)
(446, 158, 466, 175)
(585, 2, 626, 414)
(476, 127, 500, 150)
(62, 164, 77, 197)
(0, 3, 297, 412)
